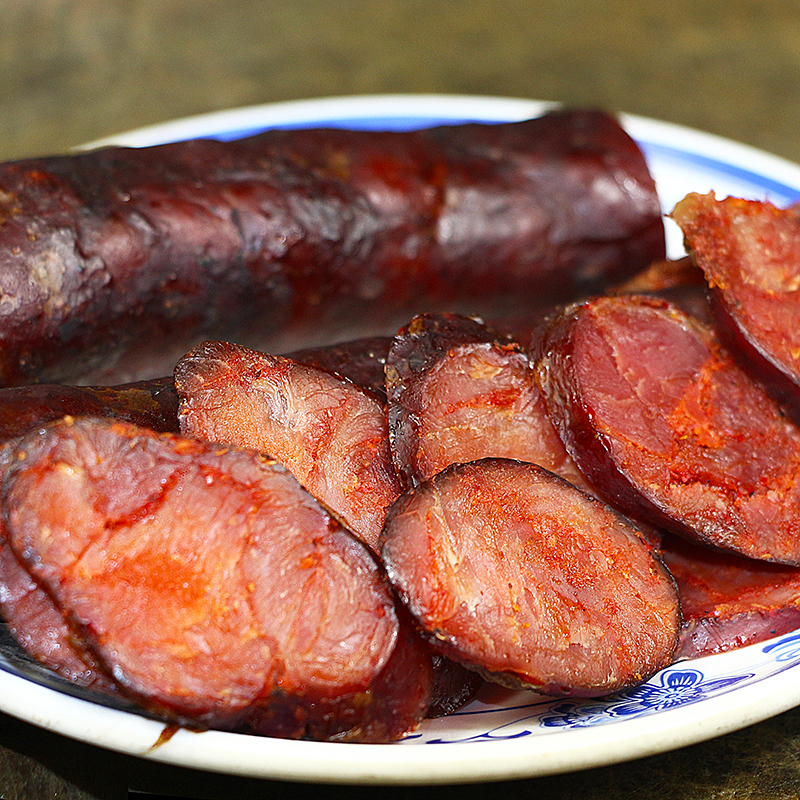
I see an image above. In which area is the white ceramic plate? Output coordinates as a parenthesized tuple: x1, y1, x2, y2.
(6, 94, 800, 786)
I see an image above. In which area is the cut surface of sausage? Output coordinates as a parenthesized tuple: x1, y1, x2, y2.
(671, 192, 800, 416)
(660, 533, 800, 660)
(386, 313, 589, 491)
(380, 458, 680, 697)
(2, 417, 431, 741)
(535, 294, 800, 565)
(175, 340, 400, 552)
(286, 336, 391, 403)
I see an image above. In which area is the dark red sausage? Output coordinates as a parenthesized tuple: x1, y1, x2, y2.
(0, 109, 664, 386)
(671, 192, 800, 419)
(0, 377, 179, 441)
(380, 458, 680, 697)
(1, 417, 432, 741)
(0, 378, 176, 690)
(175, 340, 401, 553)
(535, 294, 800, 565)
(287, 335, 391, 402)
(386, 313, 590, 492)
(0, 436, 117, 693)
(660, 533, 800, 660)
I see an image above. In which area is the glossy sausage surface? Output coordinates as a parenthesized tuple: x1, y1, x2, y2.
(672, 192, 800, 419)
(2, 417, 432, 740)
(535, 294, 800, 564)
(0, 109, 664, 386)
(175, 340, 400, 552)
(380, 458, 679, 696)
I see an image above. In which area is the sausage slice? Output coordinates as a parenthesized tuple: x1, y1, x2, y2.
(671, 192, 800, 418)
(2, 417, 432, 741)
(535, 294, 800, 565)
(380, 458, 680, 697)
(661, 532, 800, 660)
(175, 340, 400, 553)
(386, 313, 589, 491)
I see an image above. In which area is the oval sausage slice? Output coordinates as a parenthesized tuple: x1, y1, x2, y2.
(380, 458, 680, 697)
(671, 192, 800, 418)
(660, 532, 800, 660)
(386, 313, 589, 491)
(535, 294, 800, 565)
(2, 417, 431, 741)
(175, 340, 400, 553)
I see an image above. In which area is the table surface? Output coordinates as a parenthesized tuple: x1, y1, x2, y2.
(3, 1, 800, 797)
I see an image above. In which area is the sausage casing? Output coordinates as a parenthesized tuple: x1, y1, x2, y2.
(0, 109, 664, 386)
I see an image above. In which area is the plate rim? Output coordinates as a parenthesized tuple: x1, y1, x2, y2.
(5, 92, 800, 785)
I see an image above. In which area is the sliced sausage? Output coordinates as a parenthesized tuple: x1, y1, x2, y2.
(534, 293, 800, 565)
(0, 435, 117, 692)
(671, 192, 800, 418)
(0, 377, 179, 442)
(0, 109, 664, 386)
(1, 417, 432, 741)
(380, 458, 680, 697)
(287, 335, 391, 402)
(660, 532, 800, 660)
(0, 377, 176, 690)
(386, 312, 590, 493)
(175, 340, 400, 552)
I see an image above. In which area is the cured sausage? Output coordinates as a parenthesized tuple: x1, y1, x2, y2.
(534, 294, 800, 565)
(287, 335, 391, 402)
(0, 377, 179, 441)
(671, 192, 800, 418)
(380, 458, 679, 696)
(0, 378, 176, 689)
(660, 533, 800, 660)
(0, 109, 664, 387)
(0, 441, 119, 694)
(385, 313, 589, 491)
(175, 340, 400, 553)
(1, 417, 432, 741)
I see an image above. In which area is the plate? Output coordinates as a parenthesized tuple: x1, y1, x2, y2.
(6, 94, 800, 786)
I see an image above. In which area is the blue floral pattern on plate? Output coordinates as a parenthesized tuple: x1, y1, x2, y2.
(405, 629, 800, 744)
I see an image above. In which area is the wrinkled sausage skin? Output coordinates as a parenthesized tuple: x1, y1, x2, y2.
(386, 313, 590, 493)
(381, 458, 680, 697)
(0, 109, 663, 386)
(671, 192, 800, 418)
(175, 340, 400, 552)
(535, 294, 800, 565)
(2, 417, 432, 741)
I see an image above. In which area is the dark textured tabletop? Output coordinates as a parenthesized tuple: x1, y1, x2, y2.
(3, 1, 800, 797)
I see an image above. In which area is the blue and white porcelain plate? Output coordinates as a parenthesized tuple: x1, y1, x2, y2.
(4, 94, 800, 785)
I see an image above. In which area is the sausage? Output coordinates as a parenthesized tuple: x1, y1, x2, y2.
(660, 532, 800, 660)
(380, 458, 679, 696)
(611, 255, 714, 324)
(0, 109, 664, 387)
(1, 417, 432, 741)
(0, 378, 177, 690)
(671, 192, 800, 419)
(0, 377, 179, 442)
(385, 312, 589, 492)
(534, 294, 800, 564)
(287, 335, 391, 402)
(175, 340, 400, 553)
(0, 440, 119, 694)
